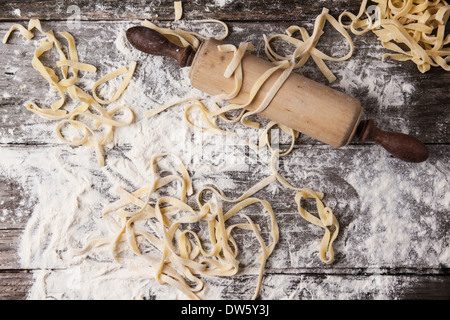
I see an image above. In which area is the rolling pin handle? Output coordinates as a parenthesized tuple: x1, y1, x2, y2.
(356, 119, 429, 163)
(126, 26, 195, 67)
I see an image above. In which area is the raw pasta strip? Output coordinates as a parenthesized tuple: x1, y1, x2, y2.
(2, 24, 34, 43)
(57, 31, 82, 87)
(25, 101, 89, 120)
(141, 19, 229, 51)
(174, 1, 183, 21)
(63, 85, 134, 154)
(255, 121, 298, 157)
(55, 119, 105, 166)
(3, 20, 137, 166)
(213, 42, 253, 101)
(191, 19, 229, 41)
(339, 0, 450, 72)
(268, 150, 339, 264)
(31, 37, 67, 111)
(264, 8, 354, 83)
(184, 101, 238, 136)
(56, 59, 97, 73)
(145, 98, 237, 136)
(294, 190, 339, 264)
(92, 61, 137, 104)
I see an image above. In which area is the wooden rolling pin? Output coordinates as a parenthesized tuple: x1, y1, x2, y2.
(126, 26, 429, 163)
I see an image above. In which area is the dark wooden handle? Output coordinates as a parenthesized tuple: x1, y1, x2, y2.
(356, 120, 429, 162)
(126, 26, 195, 67)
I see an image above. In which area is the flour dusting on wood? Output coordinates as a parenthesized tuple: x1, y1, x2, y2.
(0, 16, 449, 300)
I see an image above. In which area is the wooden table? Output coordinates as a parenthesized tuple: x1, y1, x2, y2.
(0, 0, 449, 300)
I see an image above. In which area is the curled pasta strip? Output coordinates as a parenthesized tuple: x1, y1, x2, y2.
(184, 101, 236, 136)
(92, 61, 137, 104)
(25, 101, 89, 120)
(264, 8, 354, 83)
(2, 23, 34, 43)
(268, 151, 339, 264)
(294, 190, 339, 264)
(56, 59, 97, 73)
(141, 19, 229, 51)
(58, 105, 134, 159)
(253, 121, 299, 157)
(57, 31, 84, 87)
(191, 19, 229, 41)
(31, 37, 67, 110)
(214, 42, 254, 101)
(56, 119, 105, 166)
(145, 98, 237, 136)
(149, 153, 194, 197)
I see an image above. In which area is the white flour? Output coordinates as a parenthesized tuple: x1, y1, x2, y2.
(214, 0, 234, 7)
(1, 17, 449, 300)
(336, 59, 415, 109)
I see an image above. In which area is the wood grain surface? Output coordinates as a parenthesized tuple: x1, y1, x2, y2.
(0, 0, 449, 300)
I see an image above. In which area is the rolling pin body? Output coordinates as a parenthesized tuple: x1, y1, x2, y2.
(125, 26, 429, 162)
(189, 39, 363, 147)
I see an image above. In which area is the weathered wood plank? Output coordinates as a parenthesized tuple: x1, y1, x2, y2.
(0, 271, 33, 300)
(0, 178, 37, 229)
(1, 269, 449, 300)
(257, 274, 450, 300)
(0, 0, 364, 22)
(0, 228, 24, 269)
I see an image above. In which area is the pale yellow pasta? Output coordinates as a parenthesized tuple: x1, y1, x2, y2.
(339, 0, 450, 72)
(56, 59, 97, 73)
(142, 20, 199, 48)
(57, 31, 83, 87)
(213, 44, 248, 101)
(268, 150, 339, 264)
(25, 101, 89, 120)
(191, 19, 230, 41)
(145, 98, 237, 136)
(56, 119, 105, 166)
(255, 121, 299, 157)
(82, 147, 338, 299)
(174, 1, 183, 21)
(31, 36, 67, 110)
(294, 189, 339, 264)
(92, 61, 137, 104)
(2, 23, 34, 43)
